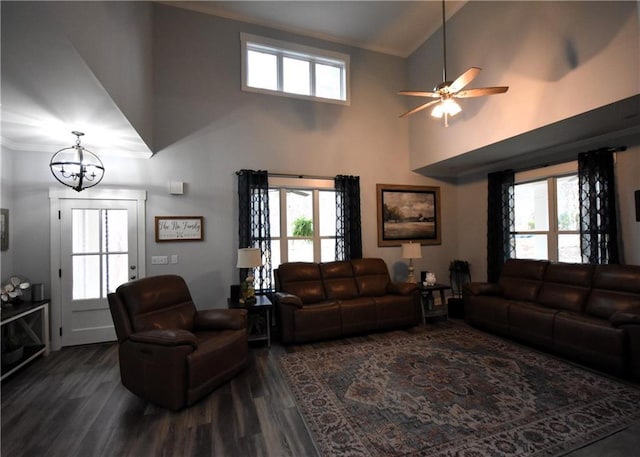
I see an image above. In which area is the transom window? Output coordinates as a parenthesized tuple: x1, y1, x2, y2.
(514, 163, 580, 263)
(241, 33, 350, 104)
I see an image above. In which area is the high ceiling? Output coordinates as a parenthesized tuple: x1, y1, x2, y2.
(1, 1, 463, 159)
(163, 1, 466, 58)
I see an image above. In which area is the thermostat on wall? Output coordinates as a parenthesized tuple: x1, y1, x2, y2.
(169, 181, 184, 195)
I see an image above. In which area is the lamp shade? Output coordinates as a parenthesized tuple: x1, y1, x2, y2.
(401, 242, 422, 259)
(236, 248, 262, 268)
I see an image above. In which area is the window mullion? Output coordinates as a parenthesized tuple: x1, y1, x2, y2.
(277, 53, 284, 92)
(312, 189, 320, 261)
(280, 188, 288, 262)
(548, 177, 559, 261)
(310, 61, 316, 97)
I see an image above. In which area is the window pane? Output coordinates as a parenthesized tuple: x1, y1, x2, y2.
(557, 175, 579, 231)
(515, 234, 548, 260)
(316, 63, 342, 99)
(73, 255, 100, 299)
(283, 57, 310, 95)
(102, 209, 128, 252)
(514, 181, 549, 231)
(269, 240, 281, 271)
(288, 239, 313, 262)
(287, 190, 313, 237)
(321, 238, 336, 262)
(247, 50, 277, 90)
(269, 189, 280, 237)
(558, 234, 581, 263)
(319, 190, 336, 236)
(72, 209, 100, 253)
(103, 254, 128, 295)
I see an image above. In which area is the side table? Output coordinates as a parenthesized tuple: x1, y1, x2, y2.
(419, 284, 451, 323)
(227, 295, 273, 347)
(1, 299, 50, 380)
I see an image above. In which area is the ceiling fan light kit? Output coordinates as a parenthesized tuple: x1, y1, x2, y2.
(399, 0, 509, 126)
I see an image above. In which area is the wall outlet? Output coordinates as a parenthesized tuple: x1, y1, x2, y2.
(151, 255, 168, 265)
(171, 255, 179, 264)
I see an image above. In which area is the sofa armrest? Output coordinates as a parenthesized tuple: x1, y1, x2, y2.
(274, 292, 304, 308)
(610, 311, 640, 327)
(387, 281, 419, 295)
(195, 309, 247, 330)
(464, 282, 502, 296)
(129, 329, 198, 349)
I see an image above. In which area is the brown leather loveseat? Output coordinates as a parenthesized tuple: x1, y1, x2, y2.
(274, 258, 421, 343)
(464, 259, 640, 378)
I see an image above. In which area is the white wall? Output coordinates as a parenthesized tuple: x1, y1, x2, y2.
(6, 3, 458, 309)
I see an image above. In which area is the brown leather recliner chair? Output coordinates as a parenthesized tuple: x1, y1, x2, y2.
(107, 275, 249, 411)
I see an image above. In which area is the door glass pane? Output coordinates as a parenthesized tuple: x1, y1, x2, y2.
(514, 181, 549, 231)
(269, 189, 280, 237)
(316, 63, 342, 99)
(247, 50, 277, 90)
(288, 239, 313, 262)
(557, 175, 579, 231)
(73, 255, 100, 299)
(319, 190, 336, 236)
(103, 254, 128, 295)
(102, 209, 128, 252)
(558, 234, 581, 263)
(287, 190, 313, 237)
(515, 234, 548, 260)
(283, 57, 310, 95)
(72, 209, 100, 253)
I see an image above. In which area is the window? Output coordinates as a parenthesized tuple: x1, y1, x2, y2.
(514, 163, 580, 262)
(267, 178, 337, 273)
(241, 33, 349, 104)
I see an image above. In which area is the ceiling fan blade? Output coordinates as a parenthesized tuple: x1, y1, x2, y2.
(455, 86, 509, 98)
(449, 67, 481, 93)
(398, 90, 440, 98)
(399, 99, 441, 118)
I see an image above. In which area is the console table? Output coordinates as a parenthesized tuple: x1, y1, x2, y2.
(419, 284, 451, 323)
(227, 295, 272, 347)
(1, 300, 50, 380)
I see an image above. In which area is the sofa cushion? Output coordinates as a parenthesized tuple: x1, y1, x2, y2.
(340, 298, 378, 334)
(508, 302, 559, 350)
(585, 264, 640, 319)
(320, 261, 359, 300)
(351, 258, 391, 297)
(276, 262, 326, 304)
(553, 311, 627, 375)
(464, 294, 511, 336)
(498, 259, 548, 302)
(537, 263, 594, 313)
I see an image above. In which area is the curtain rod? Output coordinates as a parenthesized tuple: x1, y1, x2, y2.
(268, 172, 335, 180)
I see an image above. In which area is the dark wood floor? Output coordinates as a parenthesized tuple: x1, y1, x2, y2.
(2, 324, 639, 457)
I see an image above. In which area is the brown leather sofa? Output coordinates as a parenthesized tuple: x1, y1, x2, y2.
(108, 275, 249, 410)
(464, 259, 640, 378)
(274, 258, 421, 343)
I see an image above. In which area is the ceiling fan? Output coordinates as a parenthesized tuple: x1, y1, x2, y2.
(399, 0, 509, 126)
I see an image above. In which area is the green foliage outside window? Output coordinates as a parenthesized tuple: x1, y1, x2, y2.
(292, 216, 313, 237)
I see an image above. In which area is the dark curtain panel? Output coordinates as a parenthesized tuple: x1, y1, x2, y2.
(487, 170, 515, 283)
(237, 169, 272, 292)
(578, 148, 620, 264)
(335, 175, 362, 260)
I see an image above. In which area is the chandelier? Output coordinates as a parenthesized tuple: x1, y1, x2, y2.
(49, 131, 105, 192)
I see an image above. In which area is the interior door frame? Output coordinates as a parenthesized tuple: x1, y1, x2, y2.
(49, 188, 147, 351)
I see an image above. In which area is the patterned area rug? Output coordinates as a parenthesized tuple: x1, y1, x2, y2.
(279, 327, 640, 457)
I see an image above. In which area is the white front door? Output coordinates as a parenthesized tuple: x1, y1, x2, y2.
(59, 199, 139, 346)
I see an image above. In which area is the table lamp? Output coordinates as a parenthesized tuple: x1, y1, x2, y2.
(236, 247, 262, 304)
(401, 242, 422, 283)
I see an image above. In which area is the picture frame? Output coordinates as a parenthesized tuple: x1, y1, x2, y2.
(377, 184, 441, 246)
(155, 216, 204, 242)
(0, 209, 8, 251)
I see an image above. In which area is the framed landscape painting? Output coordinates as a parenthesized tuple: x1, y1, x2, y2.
(377, 184, 441, 246)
